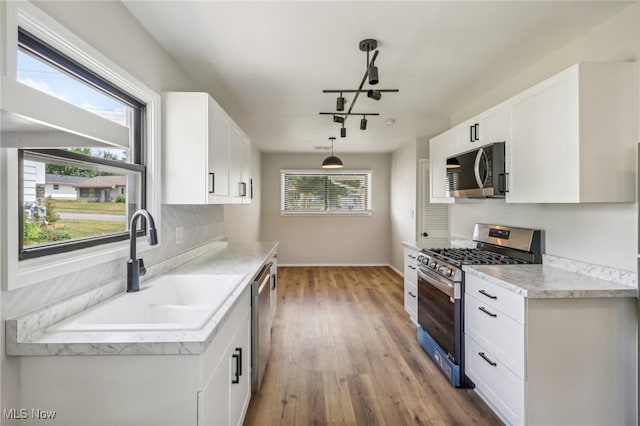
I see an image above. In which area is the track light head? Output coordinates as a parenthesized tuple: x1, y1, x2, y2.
(360, 116, 367, 130)
(368, 65, 379, 85)
(340, 126, 347, 138)
(367, 90, 382, 101)
(336, 95, 345, 112)
(333, 115, 345, 124)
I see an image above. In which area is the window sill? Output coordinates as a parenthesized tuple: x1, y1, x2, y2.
(280, 210, 373, 217)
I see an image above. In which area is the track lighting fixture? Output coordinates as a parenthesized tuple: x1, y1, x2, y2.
(360, 116, 367, 130)
(336, 93, 345, 111)
(322, 137, 343, 169)
(367, 90, 382, 101)
(319, 38, 398, 136)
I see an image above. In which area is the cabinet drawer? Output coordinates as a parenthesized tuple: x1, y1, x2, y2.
(465, 294, 525, 379)
(466, 335, 525, 426)
(404, 262, 417, 285)
(465, 274, 525, 324)
(404, 281, 417, 323)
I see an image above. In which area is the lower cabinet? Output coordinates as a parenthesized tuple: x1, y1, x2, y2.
(18, 287, 252, 426)
(198, 299, 251, 426)
(465, 274, 636, 426)
(403, 246, 419, 324)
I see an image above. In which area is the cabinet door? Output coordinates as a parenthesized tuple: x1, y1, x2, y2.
(240, 136, 251, 204)
(229, 126, 244, 202)
(208, 100, 230, 201)
(198, 349, 231, 426)
(429, 130, 455, 203)
(479, 106, 510, 145)
(508, 68, 579, 203)
(229, 310, 252, 426)
(456, 118, 479, 153)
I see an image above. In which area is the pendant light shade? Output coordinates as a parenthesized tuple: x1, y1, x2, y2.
(368, 64, 379, 85)
(340, 125, 347, 138)
(322, 137, 343, 169)
(336, 95, 345, 111)
(360, 116, 367, 130)
(446, 157, 461, 169)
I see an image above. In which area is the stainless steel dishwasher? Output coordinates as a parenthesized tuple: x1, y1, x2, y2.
(251, 263, 272, 392)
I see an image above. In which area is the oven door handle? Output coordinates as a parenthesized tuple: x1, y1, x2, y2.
(417, 267, 454, 298)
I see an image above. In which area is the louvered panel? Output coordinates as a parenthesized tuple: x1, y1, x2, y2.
(420, 160, 449, 244)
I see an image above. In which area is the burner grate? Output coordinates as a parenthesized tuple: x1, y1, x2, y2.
(421, 248, 528, 266)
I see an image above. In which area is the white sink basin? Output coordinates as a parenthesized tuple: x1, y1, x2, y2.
(50, 274, 245, 332)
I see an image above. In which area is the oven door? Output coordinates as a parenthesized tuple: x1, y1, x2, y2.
(417, 266, 458, 361)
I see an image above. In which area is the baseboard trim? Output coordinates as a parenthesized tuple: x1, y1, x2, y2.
(388, 264, 403, 278)
(278, 263, 391, 268)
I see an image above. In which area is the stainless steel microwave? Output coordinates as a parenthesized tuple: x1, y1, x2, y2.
(446, 142, 506, 198)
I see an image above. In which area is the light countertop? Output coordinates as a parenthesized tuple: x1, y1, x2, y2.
(6, 241, 278, 356)
(463, 264, 637, 299)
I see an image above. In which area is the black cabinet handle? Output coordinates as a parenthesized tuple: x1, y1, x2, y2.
(408, 265, 416, 270)
(209, 173, 215, 194)
(470, 125, 474, 143)
(271, 274, 277, 290)
(408, 254, 417, 260)
(231, 353, 240, 384)
(498, 173, 506, 194)
(478, 306, 497, 318)
(236, 347, 242, 376)
(479, 289, 497, 300)
(474, 123, 480, 141)
(478, 352, 497, 367)
(504, 172, 510, 193)
(408, 291, 416, 298)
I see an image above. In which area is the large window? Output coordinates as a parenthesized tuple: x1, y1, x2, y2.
(281, 170, 372, 214)
(16, 28, 146, 260)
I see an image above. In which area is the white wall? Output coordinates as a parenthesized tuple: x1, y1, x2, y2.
(224, 144, 261, 242)
(260, 152, 391, 265)
(1, 1, 227, 412)
(447, 3, 639, 272)
(389, 142, 417, 273)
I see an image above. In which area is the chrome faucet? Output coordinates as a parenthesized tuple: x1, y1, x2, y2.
(127, 209, 158, 292)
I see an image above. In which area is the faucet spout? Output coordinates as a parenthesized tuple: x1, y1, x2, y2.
(127, 209, 158, 292)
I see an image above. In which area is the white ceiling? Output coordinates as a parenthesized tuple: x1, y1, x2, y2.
(123, 1, 632, 153)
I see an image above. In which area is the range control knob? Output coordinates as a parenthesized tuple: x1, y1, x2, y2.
(429, 260, 437, 269)
(438, 266, 452, 276)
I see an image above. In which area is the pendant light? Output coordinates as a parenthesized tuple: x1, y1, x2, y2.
(322, 137, 343, 169)
(446, 157, 461, 169)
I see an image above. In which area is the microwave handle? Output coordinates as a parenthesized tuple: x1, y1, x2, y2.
(474, 148, 485, 188)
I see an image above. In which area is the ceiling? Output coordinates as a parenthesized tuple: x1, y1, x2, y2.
(123, 1, 632, 153)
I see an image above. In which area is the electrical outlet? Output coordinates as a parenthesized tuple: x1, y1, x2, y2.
(176, 227, 184, 244)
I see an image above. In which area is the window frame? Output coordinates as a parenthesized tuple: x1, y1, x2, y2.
(280, 169, 373, 216)
(1, 1, 162, 290)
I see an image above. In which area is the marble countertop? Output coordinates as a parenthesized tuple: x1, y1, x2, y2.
(6, 241, 278, 356)
(463, 264, 638, 299)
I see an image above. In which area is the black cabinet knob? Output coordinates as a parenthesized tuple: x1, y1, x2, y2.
(422, 232, 428, 237)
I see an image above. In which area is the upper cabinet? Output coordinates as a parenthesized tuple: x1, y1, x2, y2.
(507, 63, 636, 203)
(163, 92, 252, 204)
(429, 62, 636, 204)
(429, 128, 456, 204)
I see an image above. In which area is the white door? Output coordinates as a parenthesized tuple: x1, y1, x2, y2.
(419, 159, 449, 248)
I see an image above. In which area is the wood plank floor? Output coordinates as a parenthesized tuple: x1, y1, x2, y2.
(244, 266, 502, 426)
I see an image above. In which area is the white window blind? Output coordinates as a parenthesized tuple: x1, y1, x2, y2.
(281, 170, 372, 214)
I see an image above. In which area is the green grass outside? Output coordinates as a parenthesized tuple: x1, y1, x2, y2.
(50, 199, 126, 215)
(23, 219, 126, 247)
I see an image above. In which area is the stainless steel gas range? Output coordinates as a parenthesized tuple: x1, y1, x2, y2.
(416, 223, 542, 387)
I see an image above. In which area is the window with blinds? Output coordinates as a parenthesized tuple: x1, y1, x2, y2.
(281, 170, 372, 214)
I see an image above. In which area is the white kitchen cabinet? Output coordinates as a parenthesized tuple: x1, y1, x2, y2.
(455, 105, 510, 154)
(228, 125, 252, 204)
(403, 246, 419, 324)
(464, 274, 636, 426)
(19, 286, 253, 426)
(429, 128, 456, 204)
(199, 301, 251, 426)
(163, 92, 252, 205)
(507, 62, 636, 203)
